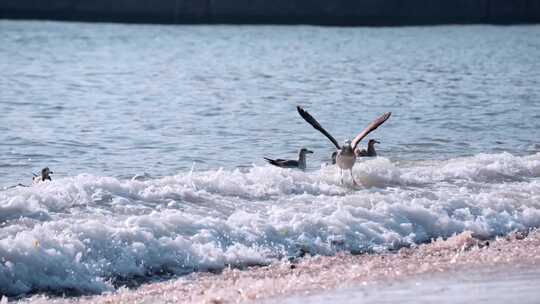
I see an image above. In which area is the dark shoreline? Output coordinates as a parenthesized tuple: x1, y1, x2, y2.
(1, 0, 540, 26)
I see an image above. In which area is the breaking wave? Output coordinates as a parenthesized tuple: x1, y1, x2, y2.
(1, 152, 539, 296)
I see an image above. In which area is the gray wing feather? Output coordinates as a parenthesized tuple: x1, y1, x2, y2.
(297, 106, 340, 149)
(351, 112, 391, 150)
(264, 157, 299, 168)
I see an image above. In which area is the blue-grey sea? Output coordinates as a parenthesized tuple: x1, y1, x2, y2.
(0, 21, 539, 297)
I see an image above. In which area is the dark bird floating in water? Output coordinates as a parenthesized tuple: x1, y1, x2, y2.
(356, 139, 380, 157)
(33, 167, 53, 183)
(264, 148, 313, 170)
(297, 106, 391, 185)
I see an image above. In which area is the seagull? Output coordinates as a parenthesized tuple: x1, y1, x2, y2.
(264, 148, 314, 170)
(356, 139, 380, 157)
(1, 167, 53, 190)
(32, 167, 53, 183)
(297, 106, 391, 185)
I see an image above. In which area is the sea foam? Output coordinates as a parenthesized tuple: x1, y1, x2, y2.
(1, 152, 539, 296)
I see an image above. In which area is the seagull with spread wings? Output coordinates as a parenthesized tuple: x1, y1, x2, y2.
(297, 106, 391, 185)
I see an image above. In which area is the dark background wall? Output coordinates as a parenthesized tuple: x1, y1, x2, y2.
(1, 0, 539, 25)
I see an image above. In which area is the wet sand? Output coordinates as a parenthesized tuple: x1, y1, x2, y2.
(273, 265, 540, 304)
(21, 230, 540, 304)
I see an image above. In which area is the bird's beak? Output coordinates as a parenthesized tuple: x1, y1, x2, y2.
(374, 140, 380, 144)
(307, 150, 314, 154)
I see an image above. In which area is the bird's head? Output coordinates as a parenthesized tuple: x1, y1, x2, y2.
(342, 140, 353, 151)
(42, 167, 53, 179)
(300, 148, 314, 155)
(369, 139, 380, 145)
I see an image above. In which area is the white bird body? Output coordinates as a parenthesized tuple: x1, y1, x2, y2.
(335, 147, 356, 170)
(32, 176, 45, 183)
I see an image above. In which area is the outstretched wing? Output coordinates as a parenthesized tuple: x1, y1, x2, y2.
(297, 106, 340, 149)
(351, 112, 391, 150)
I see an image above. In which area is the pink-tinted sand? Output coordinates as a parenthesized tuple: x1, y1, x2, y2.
(23, 230, 540, 304)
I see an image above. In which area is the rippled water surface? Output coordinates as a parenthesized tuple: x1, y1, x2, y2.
(1, 21, 540, 297)
(1, 22, 539, 184)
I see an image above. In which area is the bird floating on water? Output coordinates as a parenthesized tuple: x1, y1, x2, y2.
(2, 167, 54, 190)
(297, 106, 391, 185)
(356, 139, 380, 157)
(264, 148, 313, 170)
(33, 167, 53, 183)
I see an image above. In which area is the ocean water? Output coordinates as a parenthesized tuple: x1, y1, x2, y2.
(1, 21, 540, 297)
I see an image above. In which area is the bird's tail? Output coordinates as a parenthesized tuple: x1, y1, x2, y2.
(264, 157, 278, 166)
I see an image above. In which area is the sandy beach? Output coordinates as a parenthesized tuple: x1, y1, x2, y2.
(273, 265, 540, 304)
(18, 229, 540, 303)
